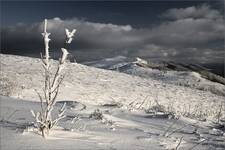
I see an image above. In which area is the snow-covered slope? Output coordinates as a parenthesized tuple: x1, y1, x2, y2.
(1, 54, 224, 121)
(83, 55, 132, 69)
(1, 54, 225, 149)
(86, 56, 225, 97)
(121, 64, 225, 97)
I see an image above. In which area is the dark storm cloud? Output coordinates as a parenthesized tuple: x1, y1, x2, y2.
(1, 4, 224, 63)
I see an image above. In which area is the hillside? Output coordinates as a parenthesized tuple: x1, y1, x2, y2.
(1, 54, 225, 121)
(0, 54, 225, 149)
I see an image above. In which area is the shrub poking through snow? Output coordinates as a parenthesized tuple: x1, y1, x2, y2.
(145, 104, 166, 114)
(0, 76, 16, 96)
(31, 19, 76, 138)
(89, 109, 116, 130)
(89, 109, 104, 120)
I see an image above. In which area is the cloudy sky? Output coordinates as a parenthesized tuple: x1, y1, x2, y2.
(1, 0, 224, 74)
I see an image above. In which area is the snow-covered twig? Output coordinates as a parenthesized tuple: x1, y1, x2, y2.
(65, 28, 76, 44)
(31, 19, 76, 138)
(188, 138, 207, 150)
(175, 136, 183, 150)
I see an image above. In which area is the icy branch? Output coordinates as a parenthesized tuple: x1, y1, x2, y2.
(65, 28, 76, 44)
(31, 19, 77, 138)
(42, 19, 51, 67)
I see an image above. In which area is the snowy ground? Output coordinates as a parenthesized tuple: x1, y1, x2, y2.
(1, 96, 225, 150)
(0, 54, 225, 149)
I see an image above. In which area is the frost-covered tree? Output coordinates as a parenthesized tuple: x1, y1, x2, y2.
(31, 19, 76, 138)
